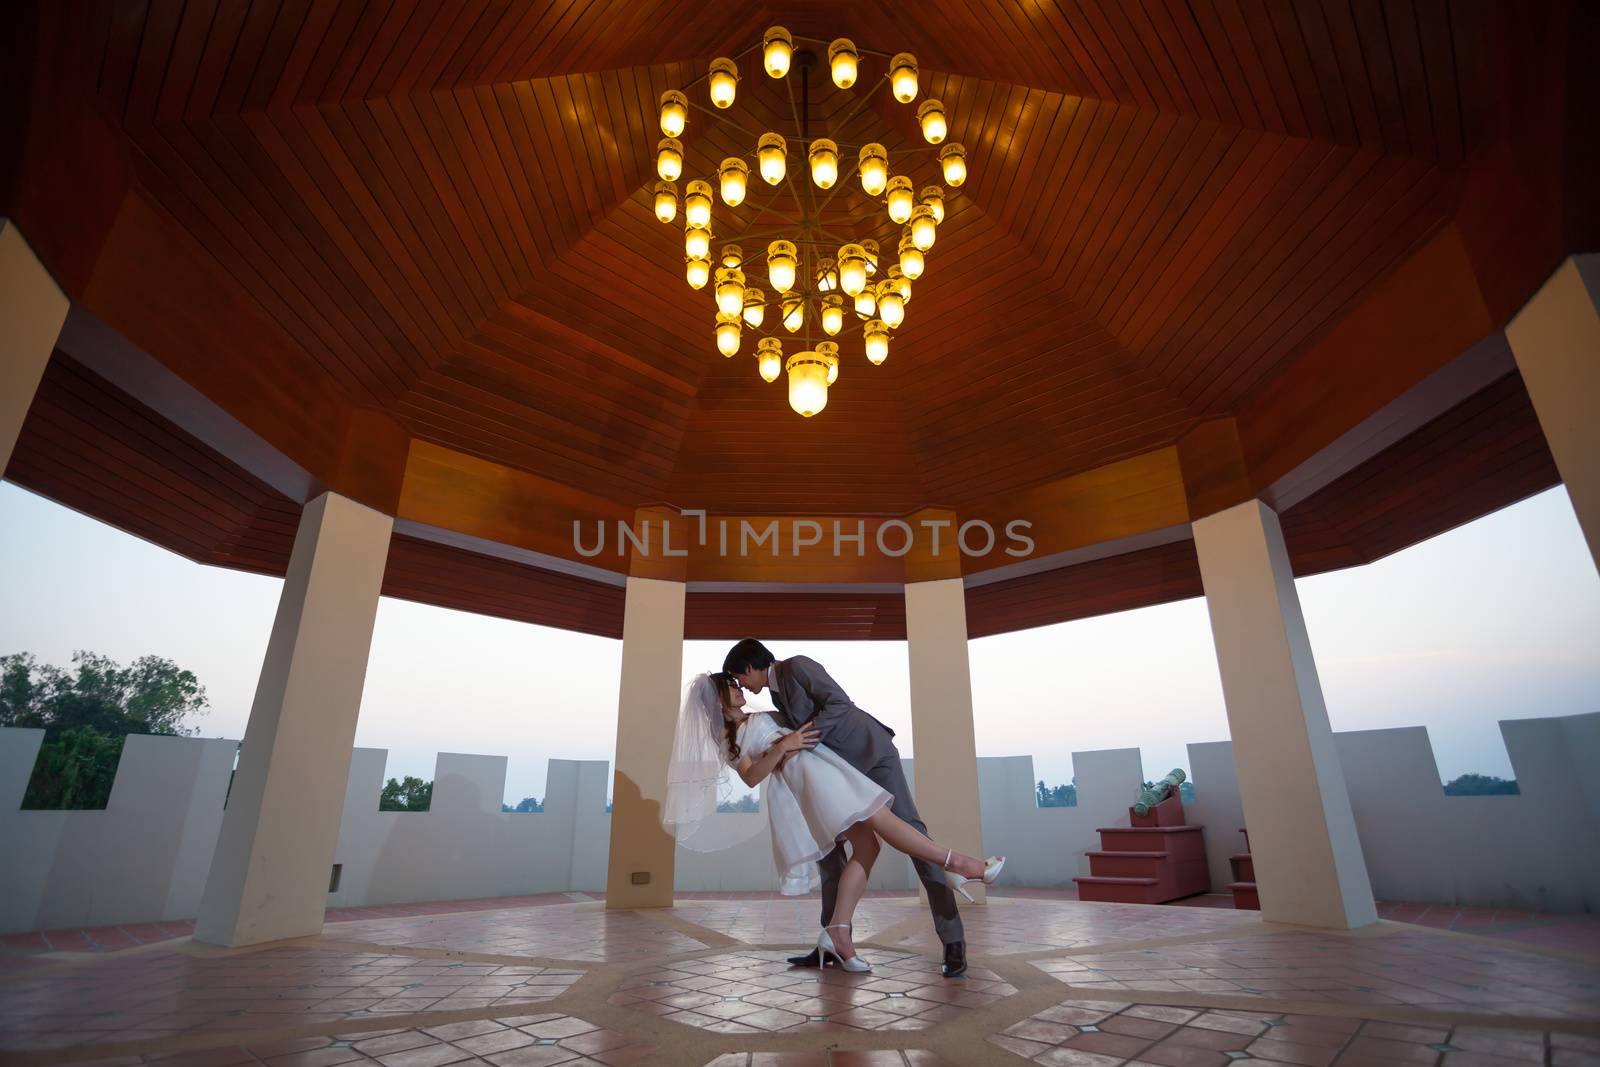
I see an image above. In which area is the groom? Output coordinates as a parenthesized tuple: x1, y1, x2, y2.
(722, 638, 968, 978)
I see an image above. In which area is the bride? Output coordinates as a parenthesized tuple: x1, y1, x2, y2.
(663, 672, 1004, 972)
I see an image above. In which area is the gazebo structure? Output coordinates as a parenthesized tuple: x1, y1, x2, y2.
(2, 0, 1596, 976)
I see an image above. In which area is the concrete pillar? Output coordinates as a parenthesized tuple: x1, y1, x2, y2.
(0, 219, 69, 473)
(1506, 254, 1600, 572)
(605, 575, 686, 908)
(904, 577, 988, 901)
(1192, 499, 1377, 929)
(195, 491, 393, 946)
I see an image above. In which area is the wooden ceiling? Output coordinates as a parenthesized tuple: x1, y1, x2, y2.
(50, 0, 1510, 514)
(3, 1, 1587, 637)
(6, 351, 1559, 640)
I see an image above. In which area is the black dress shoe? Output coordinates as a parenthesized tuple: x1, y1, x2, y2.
(942, 940, 968, 978)
(787, 947, 827, 968)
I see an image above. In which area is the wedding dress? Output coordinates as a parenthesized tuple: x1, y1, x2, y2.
(737, 710, 892, 894)
(662, 674, 891, 895)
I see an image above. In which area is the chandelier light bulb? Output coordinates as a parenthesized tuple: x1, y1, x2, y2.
(653, 180, 678, 224)
(886, 175, 915, 224)
(858, 143, 888, 196)
(816, 257, 839, 293)
(742, 285, 766, 328)
(862, 239, 880, 276)
(716, 312, 742, 357)
(763, 27, 793, 78)
(708, 57, 739, 108)
(758, 132, 787, 185)
(911, 205, 937, 250)
(818, 341, 840, 385)
(782, 293, 804, 332)
(876, 279, 905, 328)
(854, 287, 877, 318)
(809, 138, 839, 189)
(720, 243, 744, 269)
(686, 256, 710, 289)
(828, 38, 859, 88)
(684, 180, 713, 229)
(757, 338, 783, 382)
(919, 185, 945, 224)
(898, 236, 925, 279)
(715, 267, 746, 317)
(838, 244, 868, 297)
(889, 53, 919, 103)
(939, 142, 967, 187)
(719, 157, 749, 206)
(864, 319, 889, 364)
(786, 351, 830, 417)
(821, 294, 844, 336)
(917, 99, 948, 144)
(659, 90, 688, 137)
(888, 264, 911, 304)
(684, 225, 711, 260)
(767, 240, 797, 293)
(656, 137, 683, 181)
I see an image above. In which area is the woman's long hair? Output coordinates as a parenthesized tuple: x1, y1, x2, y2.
(711, 671, 741, 763)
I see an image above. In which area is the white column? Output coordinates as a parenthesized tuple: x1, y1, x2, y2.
(0, 219, 69, 473)
(904, 577, 987, 900)
(1506, 254, 1600, 572)
(1193, 499, 1376, 929)
(195, 491, 393, 946)
(605, 575, 686, 909)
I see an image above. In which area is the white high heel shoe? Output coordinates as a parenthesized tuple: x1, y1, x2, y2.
(941, 849, 1006, 904)
(816, 923, 871, 973)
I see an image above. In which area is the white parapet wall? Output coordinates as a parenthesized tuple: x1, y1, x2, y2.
(1, 710, 1596, 932)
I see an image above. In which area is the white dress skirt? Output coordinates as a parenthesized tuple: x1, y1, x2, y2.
(737, 711, 893, 895)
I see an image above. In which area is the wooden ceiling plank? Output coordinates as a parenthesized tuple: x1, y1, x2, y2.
(127, 130, 381, 404)
(1112, 129, 1288, 348)
(1186, 0, 1276, 133)
(1186, 156, 1439, 409)
(1412, 0, 1464, 163)
(243, 108, 446, 374)
(293, 104, 465, 354)
(194, 115, 416, 397)
(1376, 0, 1439, 160)
(404, 90, 522, 298)
(1086, 119, 1234, 323)
(364, 95, 504, 318)
(1234, 0, 1316, 139)
(1345, 0, 1415, 153)
(323, 101, 485, 339)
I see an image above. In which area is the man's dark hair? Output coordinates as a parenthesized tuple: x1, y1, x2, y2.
(723, 638, 775, 675)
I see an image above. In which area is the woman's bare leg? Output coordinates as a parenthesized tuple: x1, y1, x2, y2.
(827, 822, 880, 959)
(865, 806, 987, 877)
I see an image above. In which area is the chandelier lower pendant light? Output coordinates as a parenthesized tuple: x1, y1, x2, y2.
(653, 28, 968, 417)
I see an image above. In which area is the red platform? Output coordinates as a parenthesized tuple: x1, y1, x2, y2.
(1229, 828, 1260, 910)
(1073, 794, 1211, 904)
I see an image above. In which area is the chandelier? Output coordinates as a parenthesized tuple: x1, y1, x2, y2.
(653, 28, 968, 417)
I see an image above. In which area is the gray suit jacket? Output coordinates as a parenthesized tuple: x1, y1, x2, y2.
(768, 655, 898, 772)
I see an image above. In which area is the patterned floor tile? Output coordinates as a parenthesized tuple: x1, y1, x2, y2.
(609, 949, 1016, 1034)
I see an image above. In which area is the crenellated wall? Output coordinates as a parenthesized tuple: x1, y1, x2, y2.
(1, 710, 1595, 933)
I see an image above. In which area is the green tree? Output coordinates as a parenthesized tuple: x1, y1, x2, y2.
(502, 796, 543, 813)
(379, 775, 433, 811)
(1442, 773, 1519, 796)
(1036, 780, 1078, 808)
(1, 652, 208, 738)
(3, 652, 210, 810)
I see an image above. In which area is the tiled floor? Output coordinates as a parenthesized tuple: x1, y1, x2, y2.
(1, 894, 1596, 1067)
